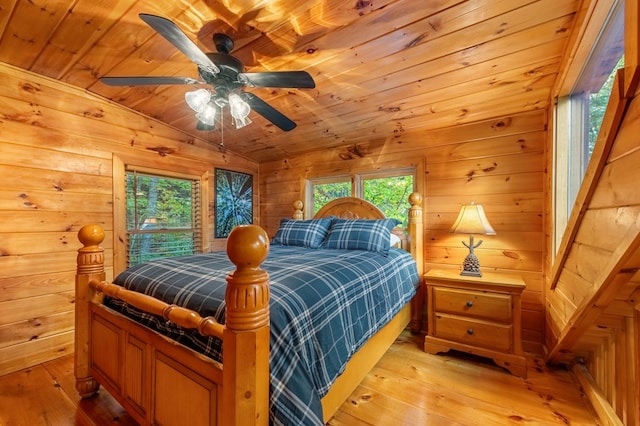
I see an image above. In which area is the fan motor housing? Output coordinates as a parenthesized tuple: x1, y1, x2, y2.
(200, 52, 245, 95)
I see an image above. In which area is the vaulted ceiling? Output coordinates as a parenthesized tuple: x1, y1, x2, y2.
(0, 0, 579, 162)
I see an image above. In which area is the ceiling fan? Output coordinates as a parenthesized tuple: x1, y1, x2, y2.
(100, 13, 316, 132)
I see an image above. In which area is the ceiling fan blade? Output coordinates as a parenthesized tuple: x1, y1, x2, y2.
(239, 71, 315, 89)
(100, 76, 202, 86)
(139, 13, 219, 74)
(242, 92, 297, 131)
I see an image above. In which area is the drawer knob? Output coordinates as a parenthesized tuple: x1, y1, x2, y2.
(466, 301, 473, 308)
(467, 328, 474, 335)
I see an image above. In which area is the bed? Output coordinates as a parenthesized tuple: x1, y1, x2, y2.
(74, 193, 424, 425)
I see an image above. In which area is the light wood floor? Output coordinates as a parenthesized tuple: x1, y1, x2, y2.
(0, 332, 599, 425)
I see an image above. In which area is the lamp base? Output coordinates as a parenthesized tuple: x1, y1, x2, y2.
(460, 250, 482, 277)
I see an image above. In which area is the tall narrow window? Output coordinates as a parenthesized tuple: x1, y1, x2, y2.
(126, 170, 201, 266)
(567, 0, 624, 210)
(553, 0, 624, 254)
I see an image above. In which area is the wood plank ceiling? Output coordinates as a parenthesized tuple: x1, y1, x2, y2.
(0, 0, 579, 162)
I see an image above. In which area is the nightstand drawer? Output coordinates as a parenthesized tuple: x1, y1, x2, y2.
(433, 287, 512, 322)
(433, 314, 512, 352)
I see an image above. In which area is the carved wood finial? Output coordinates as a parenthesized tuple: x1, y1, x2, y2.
(408, 192, 423, 223)
(293, 200, 304, 220)
(77, 224, 105, 276)
(225, 225, 270, 331)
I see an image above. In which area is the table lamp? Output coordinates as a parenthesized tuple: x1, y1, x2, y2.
(450, 202, 496, 277)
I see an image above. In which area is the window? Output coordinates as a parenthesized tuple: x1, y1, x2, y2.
(307, 168, 415, 225)
(310, 176, 352, 213)
(553, 0, 624, 253)
(126, 170, 201, 266)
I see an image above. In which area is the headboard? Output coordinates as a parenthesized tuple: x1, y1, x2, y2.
(313, 197, 385, 219)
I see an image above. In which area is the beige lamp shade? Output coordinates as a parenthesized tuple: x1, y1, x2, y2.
(449, 202, 496, 235)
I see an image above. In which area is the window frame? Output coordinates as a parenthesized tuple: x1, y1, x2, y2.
(305, 167, 417, 220)
(551, 0, 625, 256)
(113, 156, 209, 275)
(125, 169, 202, 266)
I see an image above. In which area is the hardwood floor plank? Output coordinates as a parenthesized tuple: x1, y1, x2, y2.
(42, 354, 137, 426)
(0, 364, 78, 425)
(0, 331, 599, 425)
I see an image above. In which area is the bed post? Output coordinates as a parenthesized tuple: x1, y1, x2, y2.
(408, 192, 424, 333)
(75, 224, 105, 398)
(223, 225, 271, 426)
(293, 199, 304, 220)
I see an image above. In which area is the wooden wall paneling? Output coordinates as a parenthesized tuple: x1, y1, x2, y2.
(547, 282, 579, 328)
(0, 63, 258, 375)
(427, 171, 544, 197)
(0, 211, 112, 234)
(0, 141, 112, 178)
(561, 243, 614, 289)
(0, 309, 74, 361)
(0, 272, 75, 303)
(589, 155, 640, 210)
(0, 332, 74, 377)
(0, 162, 111, 196)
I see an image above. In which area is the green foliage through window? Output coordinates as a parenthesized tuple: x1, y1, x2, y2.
(588, 55, 624, 156)
(313, 181, 351, 213)
(363, 175, 414, 226)
(310, 171, 414, 224)
(126, 171, 199, 266)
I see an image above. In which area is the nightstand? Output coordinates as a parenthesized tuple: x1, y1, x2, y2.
(424, 268, 527, 378)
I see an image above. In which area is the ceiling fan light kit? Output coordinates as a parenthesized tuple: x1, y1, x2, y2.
(195, 103, 217, 126)
(184, 89, 211, 113)
(99, 13, 315, 132)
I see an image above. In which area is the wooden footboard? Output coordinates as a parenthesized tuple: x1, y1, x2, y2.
(75, 224, 271, 426)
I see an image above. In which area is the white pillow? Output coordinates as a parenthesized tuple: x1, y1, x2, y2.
(390, 233, 401, 247)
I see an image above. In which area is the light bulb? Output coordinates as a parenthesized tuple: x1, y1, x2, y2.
(196, 102, 217, 126)
(228, 93, 251, 129)
(185, 89, 211, 112)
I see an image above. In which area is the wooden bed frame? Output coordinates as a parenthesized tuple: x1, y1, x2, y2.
(74, 193, 424, 425)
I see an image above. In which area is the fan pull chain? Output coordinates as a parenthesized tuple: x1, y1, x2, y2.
(219, 105, 224, 147)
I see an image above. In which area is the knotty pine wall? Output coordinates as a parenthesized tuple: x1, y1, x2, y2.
(0, 63, 258, 376)
(260, 110, 547, 354)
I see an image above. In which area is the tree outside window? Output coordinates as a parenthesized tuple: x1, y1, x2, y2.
(126, 171, 200, 266)
(308, 169, 415, 224)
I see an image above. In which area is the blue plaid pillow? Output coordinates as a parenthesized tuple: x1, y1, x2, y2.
(272, 217, 333, 248)
(323, 218, 400, 255)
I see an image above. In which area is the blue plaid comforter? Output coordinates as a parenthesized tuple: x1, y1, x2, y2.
(106, 245, 419, 425)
